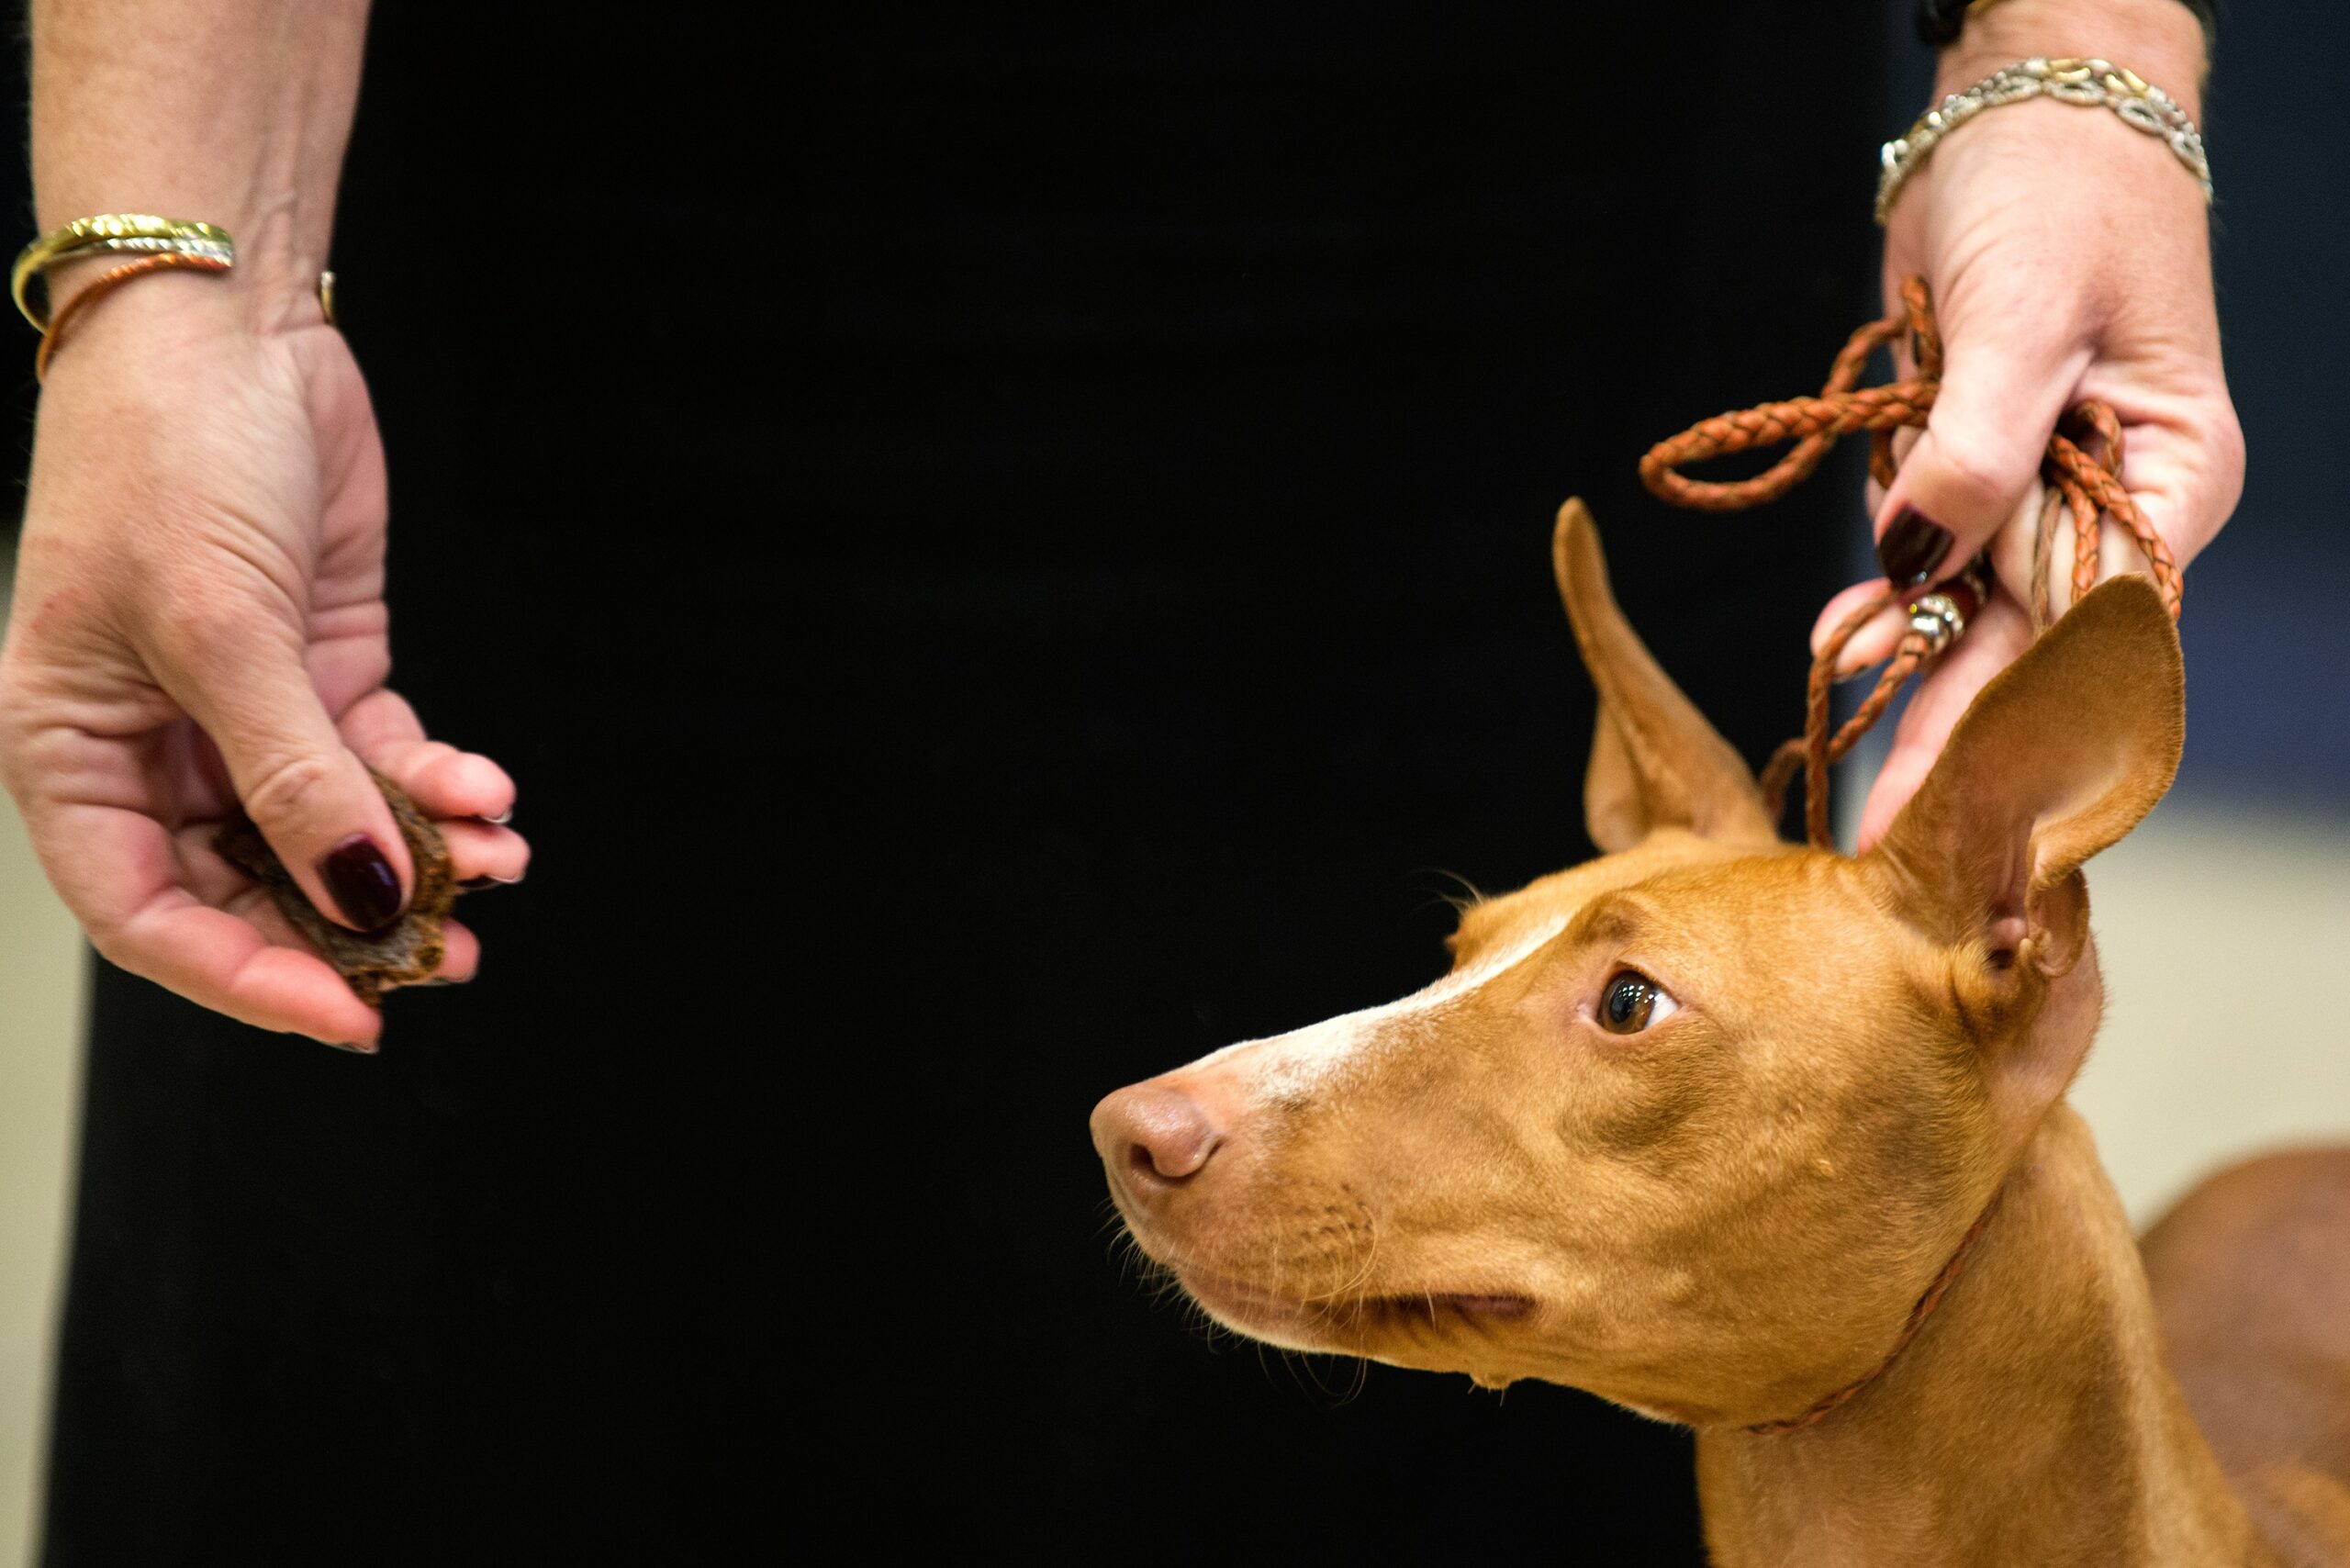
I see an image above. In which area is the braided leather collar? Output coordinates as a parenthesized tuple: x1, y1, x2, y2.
(1745, 1188, 2004, 1436)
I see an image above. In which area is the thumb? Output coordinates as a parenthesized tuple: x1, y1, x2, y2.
(1876, 319, 2080, 591)
(162, 624, 413, 933)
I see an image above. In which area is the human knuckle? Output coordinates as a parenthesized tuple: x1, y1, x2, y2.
(2209, 408, 2247, 491)
(1924, 437, 2020, 515)
(241, 750, 341, 826)
(0, 691, 58, 803)
(360, 648, 393, 692)
(0, 740, 28, 807)
(82, 919, 136, 974)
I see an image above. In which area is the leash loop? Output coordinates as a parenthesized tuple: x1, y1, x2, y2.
(1639, 275, 2184, 848)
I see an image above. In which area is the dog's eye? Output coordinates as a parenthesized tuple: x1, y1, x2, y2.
(1598, 969, 1679, 1035)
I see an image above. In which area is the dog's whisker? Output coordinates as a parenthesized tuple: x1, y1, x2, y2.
(1406, 864, 1487, 913)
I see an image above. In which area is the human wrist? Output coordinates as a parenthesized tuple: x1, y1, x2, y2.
(29, 218, 327, 343)
(35, 262, 273, 374)
(24, 274, 321, 437)
(28, 0, 366, 338)
(1936, 0, 2207, 110)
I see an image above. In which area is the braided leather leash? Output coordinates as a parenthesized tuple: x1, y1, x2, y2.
(1639, 275, 2184, 849)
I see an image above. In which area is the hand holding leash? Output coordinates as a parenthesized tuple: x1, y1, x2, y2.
(1837, 0, 2237, 848)
(1643, 0, 2236, 850)
(1644, 273, 2189, 850)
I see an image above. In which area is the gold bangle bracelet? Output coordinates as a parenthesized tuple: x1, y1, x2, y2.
(10, 214, 235, 330)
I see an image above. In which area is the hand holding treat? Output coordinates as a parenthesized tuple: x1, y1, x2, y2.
(0, 277, 528, 1053)
(216, 770, 460, 1009)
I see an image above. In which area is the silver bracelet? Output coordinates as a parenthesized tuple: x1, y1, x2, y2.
(1875, 57, 2212, 225)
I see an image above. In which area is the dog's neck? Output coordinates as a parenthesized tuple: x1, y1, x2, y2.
(1693, 1104, 2272, 1568)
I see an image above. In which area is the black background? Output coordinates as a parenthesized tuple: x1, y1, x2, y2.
(797, 5, 1886, 1558)
(18, 0, 2334, 1560)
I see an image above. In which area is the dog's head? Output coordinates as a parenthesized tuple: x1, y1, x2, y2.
(1092, 501, 2182, 1425)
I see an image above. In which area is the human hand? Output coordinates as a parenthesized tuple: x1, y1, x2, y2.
(1814, 0, 2242, 850)
(0, 278, 529, 1050)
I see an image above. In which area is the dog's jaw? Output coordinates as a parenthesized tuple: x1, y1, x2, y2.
(1170, 1264, 1539, 1356)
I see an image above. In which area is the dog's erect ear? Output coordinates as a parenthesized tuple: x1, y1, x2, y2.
(1552, 499, 1776, 852)
(1865, 574, 2183, 975)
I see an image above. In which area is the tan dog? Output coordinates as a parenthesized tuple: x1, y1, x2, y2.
(1092, 501, 2350, 1566)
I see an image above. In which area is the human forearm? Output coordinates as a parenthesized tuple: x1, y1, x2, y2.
(29, 0, 370, 332)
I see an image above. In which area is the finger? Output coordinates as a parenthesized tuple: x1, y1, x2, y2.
(1863, 425, 1926, 519)
(379, 745, 516, 823)
(437, 817, 531, 884)
(2113, 418, 2230, 561)
(173, 767, 527, 894)
(45, 803, 386, 1047)
(148, 613, 415, 935)
(1982, 478, 2050, 624)
(2027, 422, 2225, 622)
(198, 830, 487, 991)
(1853, 592, 2036, 852)
(1876, 303, 2086, 593)
(340, 688, 519, 822)
(431, 917, 481, 985)
(1811, 578, 1908, 679)
(184, 814, 510, 907)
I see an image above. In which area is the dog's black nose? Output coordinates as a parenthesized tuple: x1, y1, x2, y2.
(1092, 1083, 1222, 1196)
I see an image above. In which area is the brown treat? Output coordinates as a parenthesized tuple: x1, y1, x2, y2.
(214, 768, 458, 1007)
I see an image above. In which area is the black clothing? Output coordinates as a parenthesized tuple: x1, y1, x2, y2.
(41, 5, 1891, 1560)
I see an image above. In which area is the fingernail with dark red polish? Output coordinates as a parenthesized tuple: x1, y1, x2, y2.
(319, 834, 404, 932)
(1877, 505, 1954, 588)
